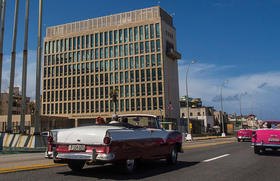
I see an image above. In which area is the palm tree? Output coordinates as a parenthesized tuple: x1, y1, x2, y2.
(110, 88, 119, 114)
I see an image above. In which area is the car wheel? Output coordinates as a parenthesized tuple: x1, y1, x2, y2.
(121, 159, 136, 173)
(167, 146, 178, 165)
(254, 146, 262, 154)
(237, 138, 240, 142)
(68, 160, 85, 172)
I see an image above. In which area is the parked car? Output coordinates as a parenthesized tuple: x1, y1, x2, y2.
(45, 114, 183, 172)
(251, 121, 280, 154)
(237, 129, 253, 142)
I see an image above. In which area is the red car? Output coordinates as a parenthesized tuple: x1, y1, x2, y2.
(237, 129, 253, 142)
(251, 121, 280, 154)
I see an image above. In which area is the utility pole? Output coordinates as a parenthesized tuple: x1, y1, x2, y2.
(0, 0, 6, 97)
(34, 0, 43, 135)
(220, 80, 228, 137)
(20, 0, 30, 134)
(185, 59, 197, 141)
(7, 0, 19, 133)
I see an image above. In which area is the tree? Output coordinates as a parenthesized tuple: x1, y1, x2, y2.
(110, 88, 119, 114)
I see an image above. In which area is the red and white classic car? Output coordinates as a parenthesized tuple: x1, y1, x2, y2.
(237, 129, 253, 142)
(45, 114, 183, 172)
(251, 121, 280, 154)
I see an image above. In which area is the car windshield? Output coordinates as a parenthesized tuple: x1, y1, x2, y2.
(123, 116, 159, 129)
(262, 122, 280, 129)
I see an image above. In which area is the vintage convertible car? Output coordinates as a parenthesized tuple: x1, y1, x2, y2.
(237, 129, 253, 142)
(251, 121, 280, 154)
(45, 114, 183, 172)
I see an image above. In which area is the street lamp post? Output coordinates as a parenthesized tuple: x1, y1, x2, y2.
(186, 59, 197, 141)
(220, 80, 228, 137)
(240, 92, 243, 129)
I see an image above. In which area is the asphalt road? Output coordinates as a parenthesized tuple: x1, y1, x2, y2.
(1, 138, 280, 181)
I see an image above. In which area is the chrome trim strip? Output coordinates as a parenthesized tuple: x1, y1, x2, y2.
(55, 152, 115, 161)
(253, 143, 280, 147)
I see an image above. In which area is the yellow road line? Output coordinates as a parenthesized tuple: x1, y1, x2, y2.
(183, 140, 237, 150)
(0, 163, 59, 171)
(4, 134, 10, 147)
(0, 164, 66, 174)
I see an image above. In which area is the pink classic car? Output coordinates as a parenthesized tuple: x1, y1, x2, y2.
(45, 114, 183, 172)
(251, 121, 280, 154)
(237, 129, 253, 142)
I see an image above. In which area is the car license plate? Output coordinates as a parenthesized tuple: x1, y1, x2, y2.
(268, 138, 280, 142)
(68, 145, 86, 151)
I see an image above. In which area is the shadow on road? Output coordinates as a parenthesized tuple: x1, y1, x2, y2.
(258, 150, 280, 157)
(57, 160, 199, 180)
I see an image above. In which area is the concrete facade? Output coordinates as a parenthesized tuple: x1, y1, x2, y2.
(0, 87, 31, 115)
(42, 6, 181, 126)
(180, 106, 215, 133)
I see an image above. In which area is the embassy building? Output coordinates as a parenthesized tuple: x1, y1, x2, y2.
(42, 6, 181, 127)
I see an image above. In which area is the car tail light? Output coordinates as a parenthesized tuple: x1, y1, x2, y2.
(48, 136, 53, 143)
(103, 137, 111, 145)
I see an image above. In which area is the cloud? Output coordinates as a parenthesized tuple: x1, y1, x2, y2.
(178, 61, 280, 120)
(212, 94, 239, 102)
(2, 50, 37, 100)
(257, 82, 267, 89)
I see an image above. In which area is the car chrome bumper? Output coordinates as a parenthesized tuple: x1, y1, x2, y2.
(238, 136, 251, 139)
(252, 142, 280, 147)
(45, 151, 115, 161)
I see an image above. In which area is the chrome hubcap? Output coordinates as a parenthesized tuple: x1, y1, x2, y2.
(172, 149, 177, 162)
(126, 160, 135, 172)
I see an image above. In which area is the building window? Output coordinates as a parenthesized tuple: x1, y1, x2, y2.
(158, 82, 162, 95)
(131, 99, 135, 111)
(151, 40, 155, 52)
(109, 31, 113, 45)
(125, 99, 129, 111)
(152, 83, 157, 95)
(146, 55, 150, 67)
(147, 83, 151, 96)
(146, 69, 150, 81)
(159, 97, 163, 109)
(91, 101, 94, 112)
(129, 28, 133, 42)
(114, 30, 118, 44)
(156, 23, 160, 38)
(120, 100, 124, 112)
(158, 68, 162, 80)
(145, 25, 149, 39)
(130, 85, 134, 97)
(95, 33, 99, 47)
(145, 41, 150, 53)
(156, 39, 160, 52)
(124, 28, 128, 43)
(153, 97, 157, 110)
(147, 98, 151, 110)
(150, 24, 154, 39)
(152, 68, 156, 81)
(119, 29, 123, 43)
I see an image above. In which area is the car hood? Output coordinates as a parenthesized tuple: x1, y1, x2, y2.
(53, 125, 123, 145)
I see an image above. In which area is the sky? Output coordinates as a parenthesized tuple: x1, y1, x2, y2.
(1, 0, 280, 121)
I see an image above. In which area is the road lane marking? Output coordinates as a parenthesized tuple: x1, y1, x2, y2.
(0, 164, 66, 174)
(203, 154, 230, 162)
(183, 140, 236, 150)
(0, 163, 57, 171)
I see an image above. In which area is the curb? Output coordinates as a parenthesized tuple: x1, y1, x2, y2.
(191, 135, 235, 141)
